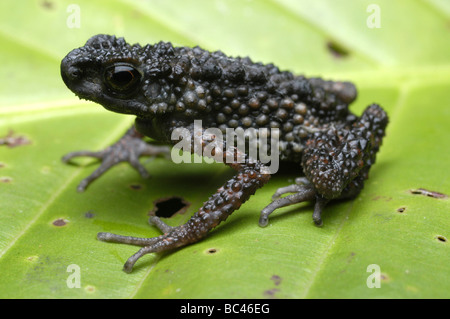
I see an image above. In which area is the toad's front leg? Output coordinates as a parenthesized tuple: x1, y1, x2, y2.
(62, 126, 171, 192)
(98, 142, 270, 273)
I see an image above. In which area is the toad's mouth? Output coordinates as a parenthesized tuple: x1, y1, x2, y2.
(134, 116, 170, 142)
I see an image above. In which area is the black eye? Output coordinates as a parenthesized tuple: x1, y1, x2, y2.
(104, 64, 141, 95)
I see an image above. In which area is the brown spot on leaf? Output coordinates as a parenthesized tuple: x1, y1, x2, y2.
(263, 288, 279, 299)
(84, 211, 95, 218)
(0, 130, 31, 148)
(270, 275, 282, 286)
(84, 285, 96, 293)
(52, 218, 67, 227)
(40, 0, 54, 10)
(380, 273, 391, 282)
(410, 188, 447, 199)
(129, 184, 143, 190)
(0, 177, 12, 183)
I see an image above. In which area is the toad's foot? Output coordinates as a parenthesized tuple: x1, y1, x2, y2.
(62, 126, 171, 192)
(269, 177, 311, 201)
(98, 216, 185, 273)
(259, 183, 328, 227)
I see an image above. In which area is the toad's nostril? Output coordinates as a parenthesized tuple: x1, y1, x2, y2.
(68, 66, 82, 80)
(61, 58, 83, 88)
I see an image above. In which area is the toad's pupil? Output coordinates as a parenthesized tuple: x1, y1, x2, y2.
(111, 66, 135, 85)
(105, 64, 141, 93)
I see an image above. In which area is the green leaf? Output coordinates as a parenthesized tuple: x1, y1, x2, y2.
(0, 0, 449, 298)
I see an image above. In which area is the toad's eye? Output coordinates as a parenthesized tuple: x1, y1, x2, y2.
(104, 64, 141, 95)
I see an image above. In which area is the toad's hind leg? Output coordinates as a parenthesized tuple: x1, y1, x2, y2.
(98, 151, 271, 273)
(260, 104, 388, 227)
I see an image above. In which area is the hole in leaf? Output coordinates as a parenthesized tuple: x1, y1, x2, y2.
(436, 235, 447, 243)
(206, 248, 217, 254)
(326, 41, 350, 58)
(152, 196, 190, 218)
(397, 207, 406, 213)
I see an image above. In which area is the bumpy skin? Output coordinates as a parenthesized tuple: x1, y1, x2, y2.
(61, 34, 388, 272)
